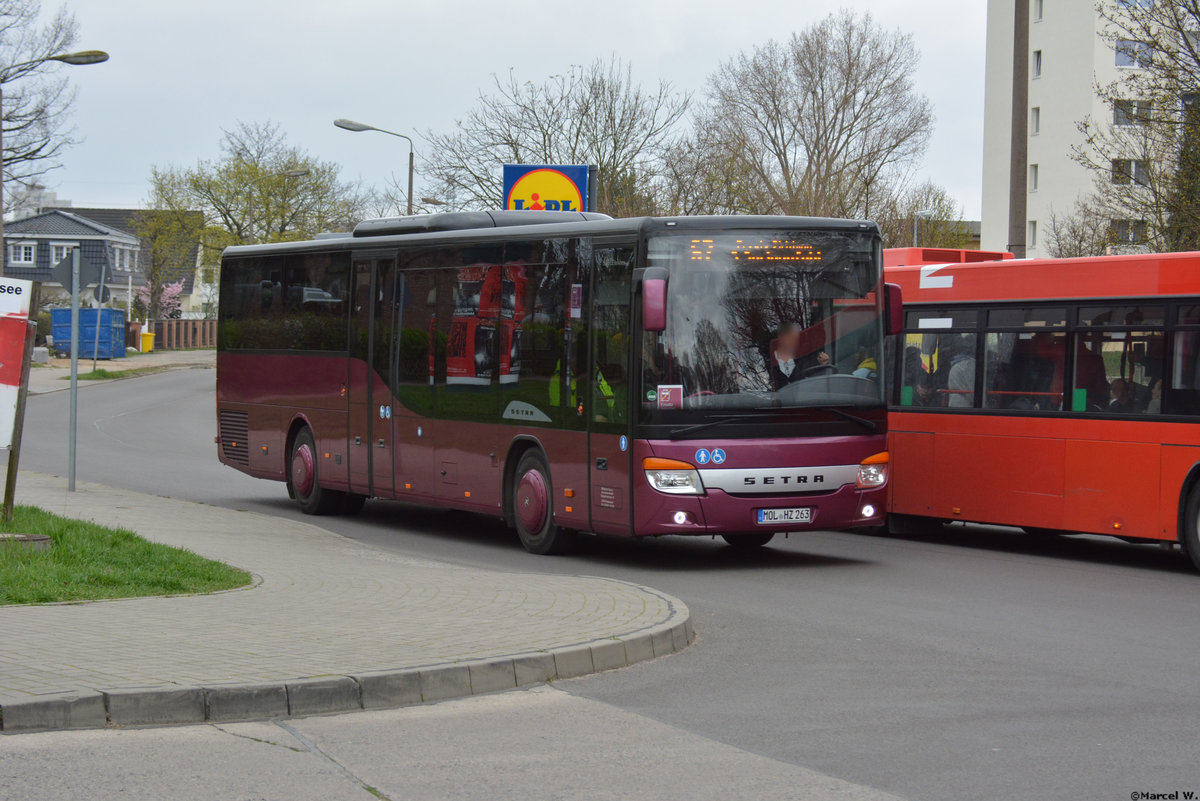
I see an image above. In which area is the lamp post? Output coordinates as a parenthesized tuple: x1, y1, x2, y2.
(0, 50, 108, 255)
(913, 208, 937, 248)
(334, 118, 414, 215)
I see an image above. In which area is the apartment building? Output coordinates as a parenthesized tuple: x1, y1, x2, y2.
(981, 0, 1138, 255)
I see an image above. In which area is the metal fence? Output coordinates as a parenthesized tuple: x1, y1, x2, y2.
(152, 318, 217, 350)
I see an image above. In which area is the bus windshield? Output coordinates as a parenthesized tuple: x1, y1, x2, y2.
(640, 230, 883, 422)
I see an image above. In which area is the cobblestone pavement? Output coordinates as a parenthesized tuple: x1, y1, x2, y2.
(0, 471, 690, 731)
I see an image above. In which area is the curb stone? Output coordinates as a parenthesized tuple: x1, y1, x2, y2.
(0, 605, 693, 733)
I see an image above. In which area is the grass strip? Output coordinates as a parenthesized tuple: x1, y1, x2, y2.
(60, 365, 171, 381)
(0, 505, 251, 605)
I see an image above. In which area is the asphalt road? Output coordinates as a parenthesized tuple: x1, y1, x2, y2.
(17, 368, 1200, 801)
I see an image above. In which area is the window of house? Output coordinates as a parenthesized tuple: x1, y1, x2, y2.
(1110, 219, 1148, 243)
(8, 242, 36, 265)
(1033, 49, 1043, 77)
(1111, 159, 1149, 185)
(1033, 0, 1044, 20)
(1028, 220, 1038, 247)
(50, 244, 72, 264)
(1113, 99, 1151, 126)
(1029, 164, 1039, 191)
(1031, 106, 1041, 134)
(1115, 39, 1151, 68)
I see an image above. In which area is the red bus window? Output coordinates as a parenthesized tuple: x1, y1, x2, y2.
(984, 331, 1066, 411)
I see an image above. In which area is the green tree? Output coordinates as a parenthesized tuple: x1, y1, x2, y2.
(129, 172, 205, 322)
(146, 122, 372, 315)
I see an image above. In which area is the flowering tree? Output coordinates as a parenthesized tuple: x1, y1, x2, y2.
(136, 278, 185, 320)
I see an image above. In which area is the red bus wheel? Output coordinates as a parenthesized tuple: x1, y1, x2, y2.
(288, 428, 342, 515)
(1183, 487, 1200, 573)
(512, 450, 575, 555)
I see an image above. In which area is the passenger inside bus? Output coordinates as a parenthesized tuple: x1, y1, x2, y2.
(913, 372, 939, 406)
(1108, 378, 1133, 413)
(770, 323, 831, 390)
(945, 338, 976, 407)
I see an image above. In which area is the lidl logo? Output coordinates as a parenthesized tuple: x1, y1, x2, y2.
(503, 164, 589, 212)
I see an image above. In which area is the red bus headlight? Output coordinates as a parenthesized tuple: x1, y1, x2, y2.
(644, 457, 704, 495)
(857, 452, 889, 489)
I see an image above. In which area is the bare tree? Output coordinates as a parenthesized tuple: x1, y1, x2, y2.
(1071, 1, 1200, 252)
(0, 0, 82, 206)
(424, 57, 689, 216)
(686, 10, 933, 218)
(873, 179, 972, 249)
(1045, 198, 1115, 259)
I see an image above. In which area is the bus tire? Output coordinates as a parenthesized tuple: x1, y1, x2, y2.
(722, 532, 776, 548)
(288, 428, 342, 516)
(1183, 487, 1200, 573)
(512, 450, 575, 555)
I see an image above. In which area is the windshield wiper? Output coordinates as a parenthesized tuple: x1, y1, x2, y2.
(806, 406, 879, 433)
(667, 414, 765, 440)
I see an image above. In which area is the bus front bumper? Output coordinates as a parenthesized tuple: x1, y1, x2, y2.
(632, 481, 887, 537)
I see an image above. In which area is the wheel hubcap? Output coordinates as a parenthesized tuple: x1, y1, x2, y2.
(292, 443, 315, 499)
(516, 468, 548, 533)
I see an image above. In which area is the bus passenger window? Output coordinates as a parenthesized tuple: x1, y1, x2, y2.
(1073, 305, 1166, 414)
(941, 334, 978, 408)
(591, 245, 633, 426)
(984, 331, 1065, 411)
(1170, 329, 1200, 415)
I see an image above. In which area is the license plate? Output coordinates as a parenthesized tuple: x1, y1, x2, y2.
(757, 507, 811, 524)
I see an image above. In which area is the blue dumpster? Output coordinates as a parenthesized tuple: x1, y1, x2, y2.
(50, 308, 126, 359)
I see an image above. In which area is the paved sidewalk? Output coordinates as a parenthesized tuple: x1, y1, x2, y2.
(28, 349, 215, 395)
(0, 471, 691, 732)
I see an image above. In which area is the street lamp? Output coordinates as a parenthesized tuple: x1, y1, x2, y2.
(913, 208, 937, 247)
(0, 49, 110, 253)
(334, 117, 414, 215)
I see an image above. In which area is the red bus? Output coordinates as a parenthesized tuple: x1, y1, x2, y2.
(216, 210, 899, 554)
(884, 246, 1200, 571)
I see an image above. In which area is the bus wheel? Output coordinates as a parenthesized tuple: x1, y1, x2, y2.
(289, 428, 341, 516)
(1183, 488, 1200, 573)
(512, 450, 575, 555)
(722, 532, 776, 548)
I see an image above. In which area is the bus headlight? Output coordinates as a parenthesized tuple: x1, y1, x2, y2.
(856, 452, 889, 489)
(644, 457, 704, 495)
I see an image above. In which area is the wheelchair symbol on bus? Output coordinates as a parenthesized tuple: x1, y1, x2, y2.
(711, 448, 726, 465)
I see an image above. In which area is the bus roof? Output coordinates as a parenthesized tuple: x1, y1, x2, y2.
(883, 247, 1013, 267)
(885, 249, 1200, 304)
(221, 214, 881, 259)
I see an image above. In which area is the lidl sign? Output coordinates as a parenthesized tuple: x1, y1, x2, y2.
(503, 164, 589, 212)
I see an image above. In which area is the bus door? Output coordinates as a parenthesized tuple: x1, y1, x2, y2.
(588, 242, 635, 536)
(348, 253, 398, 498)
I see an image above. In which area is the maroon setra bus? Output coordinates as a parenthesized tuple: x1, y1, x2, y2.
(216, 211, 900, 554)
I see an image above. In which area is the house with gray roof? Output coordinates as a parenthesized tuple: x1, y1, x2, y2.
(3, 210, 141, 304)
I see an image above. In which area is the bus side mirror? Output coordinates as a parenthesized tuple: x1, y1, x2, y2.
(884, 282, 903, 337)
(643, 271, 668, 332)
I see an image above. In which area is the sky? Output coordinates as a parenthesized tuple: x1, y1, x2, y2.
(46, 0, 988, 219)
